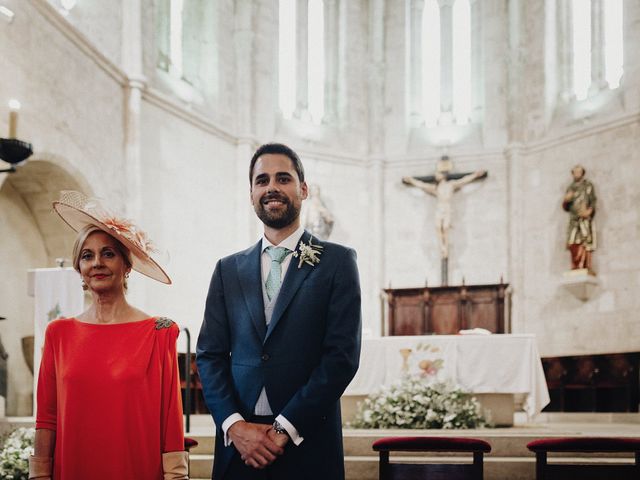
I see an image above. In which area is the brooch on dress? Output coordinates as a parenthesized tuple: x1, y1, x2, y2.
(155, 317, 174, 329)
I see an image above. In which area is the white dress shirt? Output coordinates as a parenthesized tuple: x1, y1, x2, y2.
(222, 225, 305, 446)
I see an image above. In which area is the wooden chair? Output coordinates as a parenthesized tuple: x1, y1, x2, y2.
(527, 437, 640, 480)
(542, 357, 568, 411)
(372, 436, 491, 480)
(561, 356, 599, 411)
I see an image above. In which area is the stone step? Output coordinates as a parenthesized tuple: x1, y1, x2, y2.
(184, 429, 640, 458)
(343, 429, 640, 458)
(189, 453, 637, 480)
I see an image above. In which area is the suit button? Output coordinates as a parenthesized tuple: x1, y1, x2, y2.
(261, 353, 270, 361)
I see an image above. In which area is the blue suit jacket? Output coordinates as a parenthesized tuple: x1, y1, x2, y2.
(196, 231, 362, 479)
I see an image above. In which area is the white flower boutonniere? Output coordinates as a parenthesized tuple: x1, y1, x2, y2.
(293, 237, 324, 269)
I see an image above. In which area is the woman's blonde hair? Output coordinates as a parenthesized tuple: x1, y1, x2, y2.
(72, 225, 133, 289)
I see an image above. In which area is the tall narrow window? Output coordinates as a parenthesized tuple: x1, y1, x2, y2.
(452, 0, 471, 124)
(169, 0, 185, 78)
(421, 0, 440, 126)
(279, 0, 329, 124)
(604, 1, 623, 89)
(156, 0, 171, 71)
(570, 0, 623, 100)
(308, 0, 325, 123)
(279, 0, 297, 119)
(571, 0, 591, 100)
(420, 0, 473, 127)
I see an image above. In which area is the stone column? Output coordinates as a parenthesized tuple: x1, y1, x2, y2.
(122, 0, 146, 306)
(507, 0, 525, 142)
(323, 0, 339, 124)
(438, 0, 454, 122)
(409, 0, 425, 125)
(236, 0, 254, 136)
(557, 0, 574, 103)
(294, 0, 310, 119)
(235, 0, 256, 246)
(589, 0, 608, 94)
(505, 142, 524, 332)
(370, 157, 385, 337)
(368, 0, 385, 335)
(470, 0, 483, 121)
(121, 0, 144, 220)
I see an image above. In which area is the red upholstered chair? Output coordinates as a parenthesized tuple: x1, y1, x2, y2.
(184, 437, 198, 452)
(527, 437, 640, 480)
(372, 436, 491, 480)
(183, 437, 198, 477)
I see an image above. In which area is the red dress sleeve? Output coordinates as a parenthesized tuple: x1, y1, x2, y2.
(161, 322, 185, 453)
(35, 323, 57, 431)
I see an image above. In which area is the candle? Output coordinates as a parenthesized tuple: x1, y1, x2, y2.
(8, 99, 20, 139)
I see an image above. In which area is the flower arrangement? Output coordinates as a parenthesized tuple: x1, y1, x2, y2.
(350, 376, 488, 429)
(293, 237, 323, 268)
(0, 427, 35, 480)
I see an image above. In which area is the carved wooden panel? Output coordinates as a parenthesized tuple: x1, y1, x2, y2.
(385, 283, 509, 336)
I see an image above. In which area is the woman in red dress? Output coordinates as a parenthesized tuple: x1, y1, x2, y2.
(29, 191, 188, 480)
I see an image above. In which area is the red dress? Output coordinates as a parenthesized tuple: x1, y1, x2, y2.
(36, 317, 185, 480)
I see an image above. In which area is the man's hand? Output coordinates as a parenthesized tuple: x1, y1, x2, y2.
(267, 427, 290, 449)
(228, 421, 284, 469)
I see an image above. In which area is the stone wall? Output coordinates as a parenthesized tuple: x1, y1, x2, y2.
(1, 0, 640, 416)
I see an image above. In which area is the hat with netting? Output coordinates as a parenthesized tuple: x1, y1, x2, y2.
(53, 190, 171, 284)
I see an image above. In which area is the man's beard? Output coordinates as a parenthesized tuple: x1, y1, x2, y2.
(255, 194, 301, 229)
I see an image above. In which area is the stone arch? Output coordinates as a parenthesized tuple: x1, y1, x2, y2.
(0, 157, 92, 415)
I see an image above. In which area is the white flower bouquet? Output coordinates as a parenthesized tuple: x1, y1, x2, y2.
(0, 427, 35, 480)
(350, 376, 488, 429)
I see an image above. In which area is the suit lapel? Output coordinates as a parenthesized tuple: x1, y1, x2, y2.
(237, 240, 267, 341)
(265, 231, 319, 341)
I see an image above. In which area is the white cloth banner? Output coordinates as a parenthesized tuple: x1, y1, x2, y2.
(32, 268, 84, 405)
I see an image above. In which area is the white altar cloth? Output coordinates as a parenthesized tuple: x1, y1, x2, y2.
(345, 334, 550, 417)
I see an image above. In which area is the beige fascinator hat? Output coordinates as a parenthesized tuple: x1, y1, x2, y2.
(53, 190, 171, 284)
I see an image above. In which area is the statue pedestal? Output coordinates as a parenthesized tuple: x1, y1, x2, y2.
(561, 269, 599, 301)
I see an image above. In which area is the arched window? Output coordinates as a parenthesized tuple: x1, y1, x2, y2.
(307, 0, 325, 124)
(452, 0, 471, 124)
(278, 0, 297, 119)
(421, 0, 440, 126)
(603, 1, 623, 89)
(418, 0, 475, 127)
(570, 0, 623, 100)
(155, 0, 217, 101)
(278, 0, 333, 125)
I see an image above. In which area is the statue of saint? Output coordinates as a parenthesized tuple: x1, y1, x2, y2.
(303, 184, 335, 240)
(403, 156, 487, 260)
(562, 165, 596, 273)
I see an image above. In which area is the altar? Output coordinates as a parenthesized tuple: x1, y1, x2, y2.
(344, 334, 550, 426)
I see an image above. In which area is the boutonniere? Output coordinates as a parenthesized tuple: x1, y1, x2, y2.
(292, 237, 323, 269)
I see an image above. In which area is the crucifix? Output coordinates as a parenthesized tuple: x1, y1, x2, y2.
(402, 155, 487, 285)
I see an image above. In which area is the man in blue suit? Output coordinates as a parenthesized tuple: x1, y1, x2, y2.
(196, 143, 362, 479)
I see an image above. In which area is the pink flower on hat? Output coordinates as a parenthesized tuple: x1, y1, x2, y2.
(103, 217, 155, 254)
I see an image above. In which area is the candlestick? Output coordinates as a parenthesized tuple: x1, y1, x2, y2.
(8, 100, 20, 139)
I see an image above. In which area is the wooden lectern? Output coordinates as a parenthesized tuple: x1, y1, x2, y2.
(384, 283, 510, 335)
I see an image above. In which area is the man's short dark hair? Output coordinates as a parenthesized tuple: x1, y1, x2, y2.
(249, 143, 305, 184)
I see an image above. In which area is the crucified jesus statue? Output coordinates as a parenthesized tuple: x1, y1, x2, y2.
(402, 158, 487, 261)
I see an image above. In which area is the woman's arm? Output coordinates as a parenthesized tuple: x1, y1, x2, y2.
(31, 324, 58, 479)
(30, 429, 55, 479)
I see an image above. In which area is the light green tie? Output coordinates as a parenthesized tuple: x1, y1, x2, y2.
(265, 246, 290, 301)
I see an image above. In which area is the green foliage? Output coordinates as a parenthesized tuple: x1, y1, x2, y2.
(0, 428, 35, 480)
(351, 377, 488, 429)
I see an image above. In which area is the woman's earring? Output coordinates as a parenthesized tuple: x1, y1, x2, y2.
(81, 280, 88, 291)
(125, 271, 130, 279)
